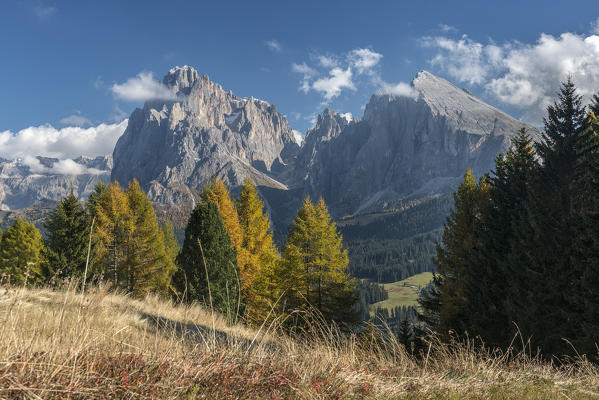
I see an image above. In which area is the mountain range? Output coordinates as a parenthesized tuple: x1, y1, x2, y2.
(0, 66, 537, 236)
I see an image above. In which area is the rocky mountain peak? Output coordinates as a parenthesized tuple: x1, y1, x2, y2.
(112, 65, 299, 212)
(304, 108, 350, 144)
(410, 70, 523, 135)
(163, 65, 200, 95)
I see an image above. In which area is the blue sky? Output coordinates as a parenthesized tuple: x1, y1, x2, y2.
(1, 0, 599, 159)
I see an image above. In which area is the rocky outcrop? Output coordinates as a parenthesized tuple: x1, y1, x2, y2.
(0, 156, 111, 210)
(111, 65, 299, 209)
(294, 71, 538, 215)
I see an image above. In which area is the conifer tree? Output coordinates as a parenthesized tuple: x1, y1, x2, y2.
(467, 129, 537, 347)
(0, 218, 45, 285)
(43, 191, 91, 282)
(92, 180, 175, 296)
(398, 319, 413, 349)
(513, 78, 590, 355)
(235, 178, 280, 323)
(125, 180, 176, 296)
(420, 169, 489, 337)
(572, 111, 599, 358)
(94, 181, 133, 286)
(203, 178, 251, 289)
(280, 197, 358, 327)
(87, 181, 107, 217)
(175, 200, 242, 318)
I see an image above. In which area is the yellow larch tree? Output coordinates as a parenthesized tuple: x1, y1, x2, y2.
(236, 178, 280, 324)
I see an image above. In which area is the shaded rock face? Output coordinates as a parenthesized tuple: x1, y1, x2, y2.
(294, 71, 538, 216)
(0, 156, 112, 211)
(109, 67, 537, 227)
(111, 65, 299, 209)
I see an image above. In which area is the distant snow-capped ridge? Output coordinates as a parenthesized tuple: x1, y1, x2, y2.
(0, 155, 112, 211)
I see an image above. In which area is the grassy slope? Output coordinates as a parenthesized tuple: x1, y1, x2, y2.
(1, 285, 598, 399)
(370, 272, 434, 312)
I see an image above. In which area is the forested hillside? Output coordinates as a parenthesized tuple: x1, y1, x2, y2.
(340, 196, 451, 283)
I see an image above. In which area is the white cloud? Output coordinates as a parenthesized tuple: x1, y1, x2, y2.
(317, 55, 337, 68)
(312, 67, 355, 100)
(305, 113, 318, 125)
(293, 47, 388, 102)
(0, 120, 128, 161)
(60, 114, 92, 126)
(339, 112, 353, 123)
(111, 72, 177, 102)
(110, 105, 128, 122)
(376, 80, 418, 99)
(292, 62, 318, 94)
(348, 48, 383, 75)
(438, 24, 457, 33)
(592, 17, 599, 35)
(292, 129, 304, 145)
(292, 62, 316, 76)
(424, 32, 599, 125)
(266, 40, 282, 52)
(422, 35, 503, 85)
(22, 156, 106, 176)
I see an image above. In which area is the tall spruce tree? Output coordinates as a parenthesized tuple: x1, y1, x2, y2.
(280, 197, 358, 327)
(572, 111, 599, 358)
(419, 169, 489, 337)
(235, 178, 280, 324)
(203, 179, 251, 291)
(467, 129, 537, 347)
(0, 218, 45, 285)
(512, 78, 590, 355)
(43, 191, 91, 282)
(175, 200, 242, 318)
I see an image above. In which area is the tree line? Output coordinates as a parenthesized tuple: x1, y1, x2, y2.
(420, 79, 599, 359)
(0, 177, 359, 328)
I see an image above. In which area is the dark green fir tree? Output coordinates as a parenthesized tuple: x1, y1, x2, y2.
(174, 200, 242, 319)
(43, 191, 92, 282)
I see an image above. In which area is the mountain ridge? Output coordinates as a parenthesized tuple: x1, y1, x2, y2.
(0, 67, 538, 233)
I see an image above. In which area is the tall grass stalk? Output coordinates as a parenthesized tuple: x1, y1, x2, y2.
(0, 284, 598, 399)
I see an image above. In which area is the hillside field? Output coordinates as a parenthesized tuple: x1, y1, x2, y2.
(1, 284, 598, 399)
(370, 271, 434, 313)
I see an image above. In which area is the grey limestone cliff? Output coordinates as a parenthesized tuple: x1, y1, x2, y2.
(111, 65, 299, 209)
(294, 71, 538, 216)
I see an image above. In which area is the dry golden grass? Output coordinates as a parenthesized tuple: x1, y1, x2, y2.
(1, 283, 598, 399)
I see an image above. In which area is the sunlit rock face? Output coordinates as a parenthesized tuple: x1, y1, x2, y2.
(111, 65, 299, 209)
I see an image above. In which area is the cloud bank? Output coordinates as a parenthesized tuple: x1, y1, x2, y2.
(292, 47, 400, 102)
(21, 156, 107, 176)
(423, 31, 599, 124)
(292, 48, 415, 103)
(111, 72, 177, 102)
(0, 120, 128, 161)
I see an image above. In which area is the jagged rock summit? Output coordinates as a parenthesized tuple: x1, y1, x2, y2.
(109, 66, 538, 226)
(295, 70, 538, 215)
(111, 65, 299, 208)
(410, 70, 528, 135)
